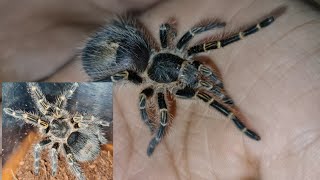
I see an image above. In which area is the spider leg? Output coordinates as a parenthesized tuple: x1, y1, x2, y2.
(50, 143, 60, 176)
(3, 108, 49, 129)
(34, 139, 52, 175)
(139, 87, 156, 133)
(160, 22, 177, 49)
(198, 80, 234, 106)
(92, 77, 112, 82)
(192, 61, 223, 88)
(176, 20, 225, 51)
(55, 83, 79, 110)
(73, 113, 110, 127)
(160, 23, 170, 49)
(147, 92, 168, 156)
(187, 17, 274, 56)
(197, 91, 260, 140)
(63, 143, 85, 180)
(27, 82, 53, 116)
(175, 88, 260, 140)
(111, 70, 143, 84)
(191, 61, 233, 105)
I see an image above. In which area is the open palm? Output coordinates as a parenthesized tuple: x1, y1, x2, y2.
(114, 0, 320, 179)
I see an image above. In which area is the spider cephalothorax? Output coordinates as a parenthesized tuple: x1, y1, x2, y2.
(3, 83, 109, 180)
(82, 16, 274, 156)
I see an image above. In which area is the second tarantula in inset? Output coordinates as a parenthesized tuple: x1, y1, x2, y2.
(82, 16, 274, 156)
(4, 83, 109, 180)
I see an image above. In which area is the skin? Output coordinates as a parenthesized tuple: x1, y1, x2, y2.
(0, 0, 160, 82)
(114, 0, 320, 180)
(1, 0, 320, 179)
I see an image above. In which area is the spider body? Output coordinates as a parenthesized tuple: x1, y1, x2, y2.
(82, 16, 274, 156)
(3, 83, 109, 180)
(50, 119, 70, 138)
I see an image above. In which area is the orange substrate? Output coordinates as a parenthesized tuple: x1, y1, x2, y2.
(2, 132, 113, 180)
(2, 131, 39, 180)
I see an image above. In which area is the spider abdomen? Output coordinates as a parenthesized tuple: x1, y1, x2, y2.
(82, 18, 151, 81)
(148, 53, 184, 83)
(67, 132, 100, 161)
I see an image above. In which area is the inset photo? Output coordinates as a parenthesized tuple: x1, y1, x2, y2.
(2, 82, 113, 180)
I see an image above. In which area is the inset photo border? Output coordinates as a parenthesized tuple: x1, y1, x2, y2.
(2, 82, 113, 180)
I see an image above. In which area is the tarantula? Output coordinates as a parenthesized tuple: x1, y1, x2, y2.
(3, 83, 109, 180)
(82, 16, 274, 156)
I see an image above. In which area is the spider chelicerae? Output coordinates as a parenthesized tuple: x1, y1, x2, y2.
(82, 16, 274, 156)
(3, 82, 110, 180)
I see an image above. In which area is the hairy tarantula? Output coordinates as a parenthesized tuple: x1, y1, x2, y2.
(82, 16, 274, 156)
(3, 83, 109, 180)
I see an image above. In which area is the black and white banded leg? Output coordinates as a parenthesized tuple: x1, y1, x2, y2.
(188, 17, 274, 56)
(55, 83, 79, 110)
(111, 70, 143, 84)
(175, 88, 260, 140)
(198, 80, 234, 106)
(73, 113, 110, 128)
(176, 20, 225, 51)
(34, 139, 52, 175)
(3, 108, 49, 129)
(27, 82, 53, 116)
(139, 87, 156, 133)
(50, 143, 60, 176)
(147, 92, 169, 156)
(192, 61, 223, 88)
(64, 144, 85, 180)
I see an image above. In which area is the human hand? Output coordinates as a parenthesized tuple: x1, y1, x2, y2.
(114, 0, 320, 179)
(0, 0, 161, 82)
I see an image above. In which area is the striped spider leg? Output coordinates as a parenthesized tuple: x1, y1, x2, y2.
(187, 17, 274, 56)
(175, 88, 260, 140)
(138, 87, 169, 156)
